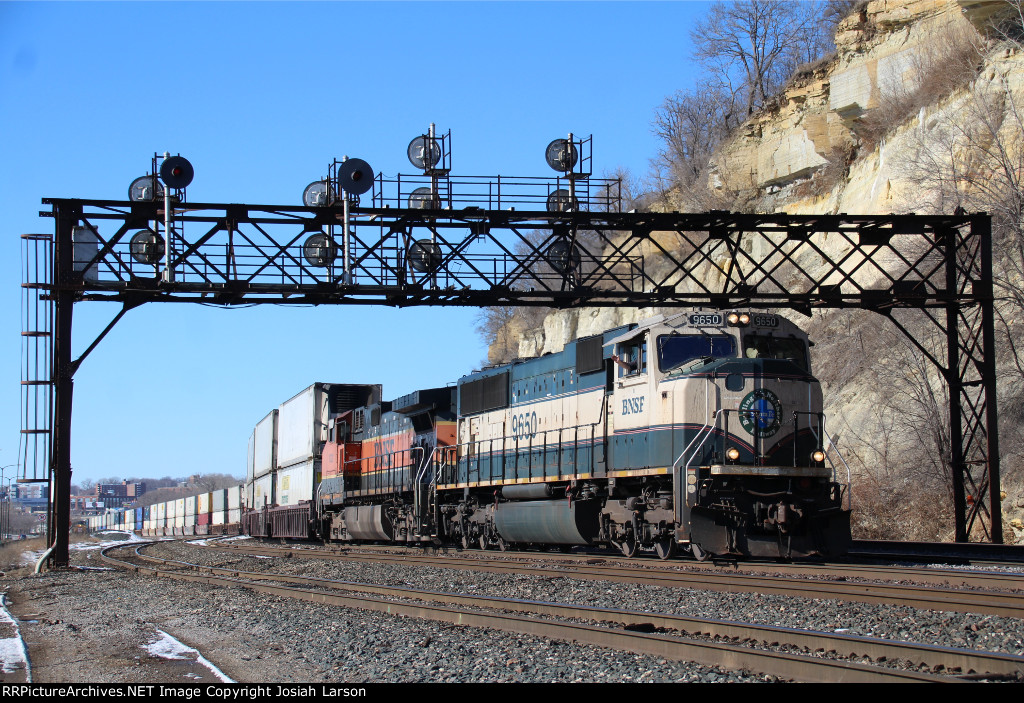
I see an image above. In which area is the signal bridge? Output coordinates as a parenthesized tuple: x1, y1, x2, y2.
(21, 128, 1001, 566)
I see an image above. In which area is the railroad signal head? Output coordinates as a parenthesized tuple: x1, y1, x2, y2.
(337, 158, 374, 195)
(303, 232, 337, 267)
(159, 156, 194, 189)
(545, 138, 578, 173)
(128, 175, 165, 202)
(129, 229, 165, 265)
(546, 239, 581, 274)
(302, 180, 338, 207)
(408, 187, 441, 210)
(408, 238, 442, 273)
(407, 136, 442, 170)
(547, 189, 577, 213)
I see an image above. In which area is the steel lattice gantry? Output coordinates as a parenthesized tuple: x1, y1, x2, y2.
(29, 198, 1001, 565)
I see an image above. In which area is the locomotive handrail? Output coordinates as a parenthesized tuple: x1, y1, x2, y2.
(413, 445, 439, 537)
(793, 411, 853, 511)
(677, 408, 726, 474)
(341, 445, 424, 496)
(449, 416, 605, 486)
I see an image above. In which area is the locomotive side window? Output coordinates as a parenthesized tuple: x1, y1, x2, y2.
(742, 335, 809, 371)
(613, 337, 647, 377)
(657, 334, 735, 372)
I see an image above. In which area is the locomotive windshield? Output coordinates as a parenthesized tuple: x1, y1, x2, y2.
(742, 335, 809, 372)
(657, 334, 736, 372)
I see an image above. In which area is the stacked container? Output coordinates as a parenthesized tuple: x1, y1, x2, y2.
(250, 410, 278, 508)
(196, 493, 210, 535)
(227, 485, 242, 532)
(212, 489, 226, 529)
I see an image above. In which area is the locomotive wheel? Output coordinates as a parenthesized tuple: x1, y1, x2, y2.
(690, 543, 711, 562)
(654, 538, 676, 560)
(479, 534, 489, 551)
(617, 538, 639, 558)
(461, 533, 471, 550)
(497, 537, 510, 552)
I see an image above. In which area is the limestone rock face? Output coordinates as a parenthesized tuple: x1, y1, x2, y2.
(713, 0, 1002, 197)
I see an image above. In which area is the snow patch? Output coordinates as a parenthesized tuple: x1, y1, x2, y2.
(143, 629, 234, 683)
(0, 595, 31, 681)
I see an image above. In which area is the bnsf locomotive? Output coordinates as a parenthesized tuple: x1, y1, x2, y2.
(244, 311, 851, 560)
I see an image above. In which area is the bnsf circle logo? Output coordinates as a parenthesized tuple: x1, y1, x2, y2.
(739, 389, 782, 438)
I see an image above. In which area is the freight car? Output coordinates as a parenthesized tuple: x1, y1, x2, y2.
(243, 311, 852, 560)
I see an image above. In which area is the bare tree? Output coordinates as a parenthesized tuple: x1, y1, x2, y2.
(652, 82, 739, 192)
(475, 306, 521, 366)
(691, 1, 823, 116)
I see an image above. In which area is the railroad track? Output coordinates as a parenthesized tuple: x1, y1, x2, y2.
(201, 540, 1024, 618)
(309, 540, 1024, 590)
(101, 541, 1024, 683)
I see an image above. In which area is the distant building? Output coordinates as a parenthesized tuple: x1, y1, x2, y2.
(71, 496, 105, 513)
(93, 481, 147, 509)
(12, 483, 46, 500)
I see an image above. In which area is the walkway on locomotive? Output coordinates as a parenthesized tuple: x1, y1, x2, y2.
(441, 311, 833, 491)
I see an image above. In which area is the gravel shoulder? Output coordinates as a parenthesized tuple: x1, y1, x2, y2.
(0, 536, 770, 683)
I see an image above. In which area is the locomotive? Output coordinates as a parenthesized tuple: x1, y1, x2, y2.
(243, 310, 852, 560)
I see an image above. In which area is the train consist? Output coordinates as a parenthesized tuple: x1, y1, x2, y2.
(239, 311, 852, 560)
(88, 486, 244, 536)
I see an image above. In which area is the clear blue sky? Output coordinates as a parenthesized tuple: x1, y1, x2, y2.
(0, 1, 705, 485)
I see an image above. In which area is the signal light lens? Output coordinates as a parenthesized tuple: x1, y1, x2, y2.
(812, 450, 826, 463)
(727, 312, 739, 325)
(739, 313, 751, 325)
(726, 447, 740, 461)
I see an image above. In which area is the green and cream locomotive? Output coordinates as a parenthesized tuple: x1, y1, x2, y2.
(439, 310, 851, 559)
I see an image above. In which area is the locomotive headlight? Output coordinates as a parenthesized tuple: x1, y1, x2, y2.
(727, 312, 750, 327)
(726, 447, 740, 461)
(812, 450, 826, 463)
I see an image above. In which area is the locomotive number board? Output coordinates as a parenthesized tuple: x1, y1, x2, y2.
(688, 313, 723, 327)
(752, 314, 779, 327)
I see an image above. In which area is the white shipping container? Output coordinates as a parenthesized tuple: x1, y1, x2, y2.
(228, 508, 241, 525)
(175, 498, 185, 517)
(185, 495, 197, 517)
(252, 473, 275, 508)
(184, 512, 196, 528)
(198, 492, 212, 514)
(247, 430, 256, 484)
(253, 410, 278, 478)
(174, 516, 184, 528)
(166, 501, 177, 519)
(228, 485, 242, 510)
(212, 489, 226, 512)
(212, 511, 226, 526)
(275, 459, 319, 506)
(276, 384, 330, 471)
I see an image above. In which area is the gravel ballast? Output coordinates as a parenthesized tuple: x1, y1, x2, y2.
(2, 536, 1022, 683)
